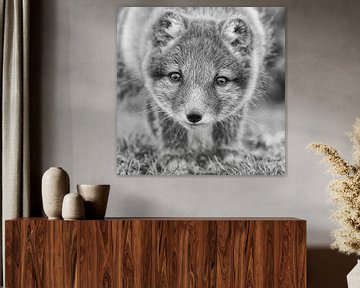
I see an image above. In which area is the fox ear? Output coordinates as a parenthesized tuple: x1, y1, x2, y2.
(153, 11, 187, 47)
(220, 17, 253, 54)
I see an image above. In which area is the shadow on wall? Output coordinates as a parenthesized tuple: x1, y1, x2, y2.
(308, 248, 357, 288)
(29, 0, 46, 216)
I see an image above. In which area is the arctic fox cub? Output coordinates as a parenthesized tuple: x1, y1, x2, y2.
(118, 7, 270, 154)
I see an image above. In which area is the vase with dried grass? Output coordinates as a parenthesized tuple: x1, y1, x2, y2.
(308, 118, 360, 287)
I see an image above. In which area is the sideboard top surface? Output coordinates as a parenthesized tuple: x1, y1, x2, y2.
(6, 217, 306, 222)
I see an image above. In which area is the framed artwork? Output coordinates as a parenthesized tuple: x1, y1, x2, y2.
(117, 7, 285, 176)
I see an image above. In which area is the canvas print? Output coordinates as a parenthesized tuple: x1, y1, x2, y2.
(117, 7, 285, 175)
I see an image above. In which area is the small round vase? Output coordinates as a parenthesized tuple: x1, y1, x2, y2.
(62, 192, 85, 220)
(42, 167, 70, 219)
(77, 184, 110, 219)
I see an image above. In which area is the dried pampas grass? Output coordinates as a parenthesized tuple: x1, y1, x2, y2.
(308, 118, 360, 256)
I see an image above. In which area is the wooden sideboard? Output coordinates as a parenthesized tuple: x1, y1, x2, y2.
(5, 218, 306, 287)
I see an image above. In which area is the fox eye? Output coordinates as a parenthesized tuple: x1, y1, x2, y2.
(168, 72, 182, 82)
(215, 76, 229, 86)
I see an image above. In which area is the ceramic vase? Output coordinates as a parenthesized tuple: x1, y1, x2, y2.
(42, 167, 70, 219)
(347, 259, 360, 288)
(77, 184, 110, 219)
(62, 192, 85, 220)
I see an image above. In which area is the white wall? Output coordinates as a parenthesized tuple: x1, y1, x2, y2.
(35, 0, 360, 246)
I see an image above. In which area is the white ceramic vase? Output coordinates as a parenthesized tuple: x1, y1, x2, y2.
(62, 192, 85, 220)
(42, 167, 70, 219)
(347, 259, 360, 288)
(77, 184, 110, 219)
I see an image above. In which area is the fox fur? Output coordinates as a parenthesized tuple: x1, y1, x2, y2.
(118, 7, 274, 154)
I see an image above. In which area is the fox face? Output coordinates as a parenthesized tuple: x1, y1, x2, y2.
(144, 10, 257, 130)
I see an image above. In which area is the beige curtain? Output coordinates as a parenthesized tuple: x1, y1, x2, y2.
(0, 0, 30, 284)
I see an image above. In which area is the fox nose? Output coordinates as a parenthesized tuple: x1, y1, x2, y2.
(186, 111, 203, 124)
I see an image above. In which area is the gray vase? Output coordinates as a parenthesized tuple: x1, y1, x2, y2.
(42, 167, 70, 219)
(77, 184, 110, 219)
(62, 192, 85, 220)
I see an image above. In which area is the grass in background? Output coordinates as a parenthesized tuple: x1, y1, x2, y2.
(117, 133, 285, 176)
(117, 104, 285, 176)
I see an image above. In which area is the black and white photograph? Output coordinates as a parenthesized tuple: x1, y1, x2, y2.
(117, 7, 285, 176)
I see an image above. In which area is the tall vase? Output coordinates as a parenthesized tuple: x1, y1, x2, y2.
(347, 260, 360, 288)
(42, 167, 70, 219)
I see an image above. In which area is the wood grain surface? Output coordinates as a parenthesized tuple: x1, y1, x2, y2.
(5, 218, 306, 288)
